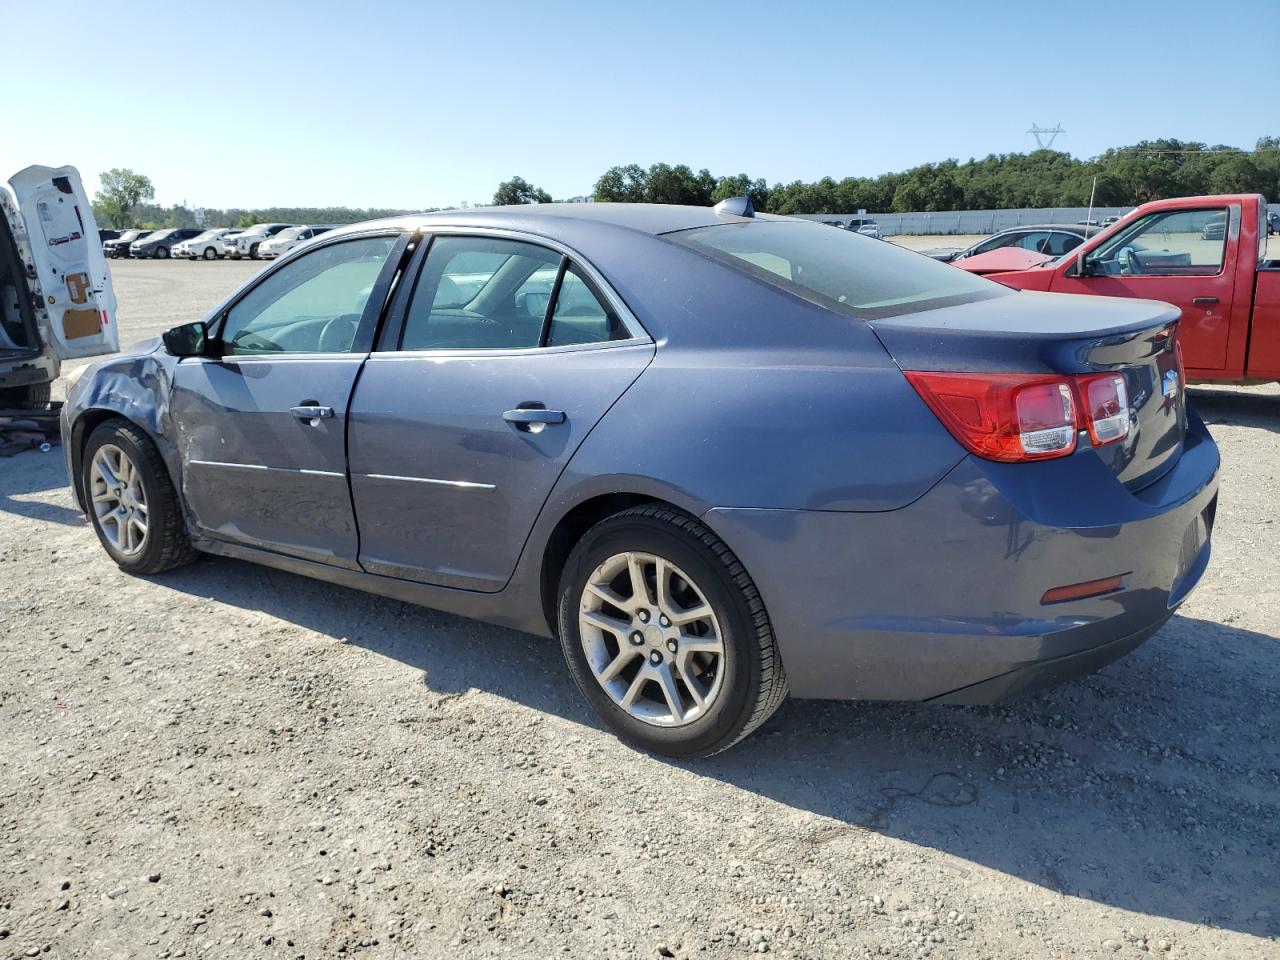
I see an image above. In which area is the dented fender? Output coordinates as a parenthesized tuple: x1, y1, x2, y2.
(61, 337, 181, 514)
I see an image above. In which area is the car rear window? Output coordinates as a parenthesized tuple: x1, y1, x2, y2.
(671, 220, 1008, 319)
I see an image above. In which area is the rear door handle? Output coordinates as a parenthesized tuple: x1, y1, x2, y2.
(1192, 297, 1218, 305)
(503, 407, 566, 426)
(290, 404, 334, 421)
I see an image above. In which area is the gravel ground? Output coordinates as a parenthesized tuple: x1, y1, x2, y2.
(1, 259, 1277, 960)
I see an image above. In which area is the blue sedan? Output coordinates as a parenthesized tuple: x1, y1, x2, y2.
(62, 199, 1219, 757)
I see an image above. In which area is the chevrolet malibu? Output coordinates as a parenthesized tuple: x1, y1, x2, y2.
(62, 199, 1219, 758)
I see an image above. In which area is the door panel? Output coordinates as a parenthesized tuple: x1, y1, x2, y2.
(349, 343, 653, 590)
(9, 165, 119, 358)
(1052, 205, 1237, 372)
(171, 357, 362, 566)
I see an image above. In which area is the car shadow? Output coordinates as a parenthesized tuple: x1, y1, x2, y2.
(152, 556, 1279, 940)
(0, 446, 86, 526)
(1189, 386, 1279, 433)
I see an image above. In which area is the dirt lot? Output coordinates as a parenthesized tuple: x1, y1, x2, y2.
(1, 259, 1278, 960)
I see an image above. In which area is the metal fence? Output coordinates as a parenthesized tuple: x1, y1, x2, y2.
(796, 203, 1280, 237)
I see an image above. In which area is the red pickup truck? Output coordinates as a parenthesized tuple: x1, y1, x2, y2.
(966, 194, 1280, 384)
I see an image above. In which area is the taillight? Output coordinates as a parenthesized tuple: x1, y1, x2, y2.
(905, 370, 1131, 463)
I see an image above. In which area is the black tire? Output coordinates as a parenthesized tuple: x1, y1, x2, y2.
(249, 242, 261, 260)
(557, 505, 787, 758)
(155, 246, 169, 260)
(202, 246, 217, 260)
(82, 419, 198, 575)
(0, 381, 52, 408)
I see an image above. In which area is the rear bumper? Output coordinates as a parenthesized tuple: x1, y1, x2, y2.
(703, 411, 1219, 702)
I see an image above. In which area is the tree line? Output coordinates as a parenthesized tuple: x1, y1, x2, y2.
(91, 137, 1280, 230)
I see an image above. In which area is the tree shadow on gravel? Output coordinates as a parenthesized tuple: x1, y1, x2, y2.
(154, 555, 1279, 941)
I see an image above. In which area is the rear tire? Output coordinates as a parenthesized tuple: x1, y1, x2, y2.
(82, 419, 198, 575)
(556, 505, 787, 758)
(0, 381, 52, 408)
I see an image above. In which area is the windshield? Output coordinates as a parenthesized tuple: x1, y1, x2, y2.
(118, 230, 143, 241)
(274, 227, 307, 241)
(192, 229, 222, 240)
(671, 220, 1007, 319)
(148, 229, 176, 240)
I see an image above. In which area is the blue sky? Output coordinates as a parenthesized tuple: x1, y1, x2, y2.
(2, 1, 1273, 210)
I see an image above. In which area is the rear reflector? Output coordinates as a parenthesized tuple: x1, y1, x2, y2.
(905, 370, 1133, 463)
(1041, 574, 1126, 604)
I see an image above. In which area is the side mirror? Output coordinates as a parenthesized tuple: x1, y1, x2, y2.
(163, 321, 208, 357)
(1074, 252, 1089, 277)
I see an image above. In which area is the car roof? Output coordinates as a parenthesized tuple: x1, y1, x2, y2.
(323, 203, 788, 241)
(994, 223, 1092, 235)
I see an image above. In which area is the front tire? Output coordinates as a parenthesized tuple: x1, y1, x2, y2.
(202, 246, 217, 260)
(557, 505, 787, 758)
(249, 242, 261, 260)
(155, 246, 169, 260)
(82, 420, 197, 574)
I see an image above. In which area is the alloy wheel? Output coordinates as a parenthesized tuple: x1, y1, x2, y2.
(89, 443, 149, 556)
(578, 551, 725, 727)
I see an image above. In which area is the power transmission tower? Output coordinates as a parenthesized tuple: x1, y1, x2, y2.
(1027, 123, 1065, 150)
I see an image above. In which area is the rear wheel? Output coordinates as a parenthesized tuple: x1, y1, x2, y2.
(82, 420, 197, 574)
(0, 381, 52, 408)
(557, 505, 787, 758)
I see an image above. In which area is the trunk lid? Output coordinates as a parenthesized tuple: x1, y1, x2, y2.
(870, 289, 1186, 491)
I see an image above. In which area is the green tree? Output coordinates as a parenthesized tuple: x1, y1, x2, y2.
(93, 168, 155, 228)
(593, 164, 648, 202)
(492, 176, 552, 205)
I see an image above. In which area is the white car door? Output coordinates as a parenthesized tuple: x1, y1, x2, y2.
(8, 164, 119, 359)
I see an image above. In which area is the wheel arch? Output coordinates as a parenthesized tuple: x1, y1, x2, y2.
(69, 406, 177, 513)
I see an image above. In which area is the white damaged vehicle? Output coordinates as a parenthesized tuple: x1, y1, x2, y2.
(0, 165, 118, 407)
(227, 223, 292, 260)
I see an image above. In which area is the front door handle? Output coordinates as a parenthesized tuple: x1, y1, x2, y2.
(503, 407, 566, 427)
(1192, 296, 1219, 305)
(290, 404, 334, 421)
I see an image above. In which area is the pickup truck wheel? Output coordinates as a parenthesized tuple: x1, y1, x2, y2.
(249, 243, 261, 260)
(557, 505, 788, 758)
(82, 420, 197, 575)
(202, 246, 217, 260)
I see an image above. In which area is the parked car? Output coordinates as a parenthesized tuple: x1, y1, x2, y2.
(98, 229, 121, 246)
(62, 199, 1218, 757)
(130, 227, 203, 259)
(922, 224, 1096, 264)
(227, 223, 293, 260)
(0, 164, 118, 407)
(258, 224, 335, 259)
(977, 194, 1280, 384)
(103, 228, 152, 259)
(175, 228, 241, 260)
(846, 216, 882, 239)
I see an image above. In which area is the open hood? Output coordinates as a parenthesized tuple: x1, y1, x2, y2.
(8, 165, 119, 359)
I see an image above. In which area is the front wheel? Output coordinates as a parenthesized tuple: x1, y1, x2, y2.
(155, 246, 169, 260)
(82, 420, 197, 574)
(557, 505, 787, 758)
(202, 246, 217, 260)
(249, 242, 261, 260)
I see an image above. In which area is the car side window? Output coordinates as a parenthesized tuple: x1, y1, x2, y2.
(1086, 208, 1228, 277)
(545, 266, 626, 346)
(399, 237, 562, 350)
(219, 235, 397, 356)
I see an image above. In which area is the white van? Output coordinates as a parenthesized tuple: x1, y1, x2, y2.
(0, 165, 118, 406)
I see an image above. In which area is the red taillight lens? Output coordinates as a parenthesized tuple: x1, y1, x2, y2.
(905, 370, 1132, 463)
(1082, 374, 1129, 446)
